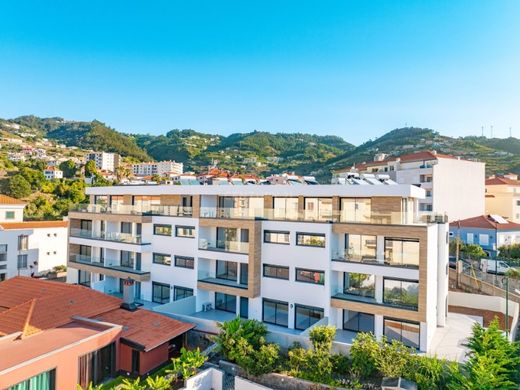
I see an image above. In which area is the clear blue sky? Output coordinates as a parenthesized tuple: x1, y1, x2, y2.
(1, 1, 519, 144)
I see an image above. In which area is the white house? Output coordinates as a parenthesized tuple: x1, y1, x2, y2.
(44, 166, 64, 180)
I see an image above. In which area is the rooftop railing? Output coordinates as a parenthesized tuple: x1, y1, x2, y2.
(70, 204, 193, 217)
(69, 228, 148, 244)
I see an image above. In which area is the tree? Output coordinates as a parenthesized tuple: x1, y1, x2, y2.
(19, 167, 45, 190)
(8, 174, 31, 198)
(167, 347, 206, 380)
(59, 160, 77, 178)
(461, 244, 486, 260)
(84, 160, 97, 177)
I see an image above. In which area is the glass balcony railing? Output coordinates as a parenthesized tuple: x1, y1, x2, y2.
(331, 250, 379, 264)
(69, 228, 148, 244)
(69, 254, 150, 274)
(198, 238, 249, 254)
(70, 204, 193, 217)
(197, 271, 248, 289)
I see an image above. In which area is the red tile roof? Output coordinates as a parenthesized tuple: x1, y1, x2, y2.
(0, 195, 25, 205)
(485, 176, 520, 186)
(0, 220, 68, 230)
(450, 215, 520, 230)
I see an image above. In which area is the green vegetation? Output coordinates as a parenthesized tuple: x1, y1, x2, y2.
(166, 347, 206, 380)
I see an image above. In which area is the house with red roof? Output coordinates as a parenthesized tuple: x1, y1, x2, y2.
(333, 150, 485, 221)
(485, 173, 520, 223)
(0, 277, 194, 389)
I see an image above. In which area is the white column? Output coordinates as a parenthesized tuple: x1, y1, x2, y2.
(376, 235, 385, 263)
(437, 223, 448, 326)
(374, 315, 384, 341)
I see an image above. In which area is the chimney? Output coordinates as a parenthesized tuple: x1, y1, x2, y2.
(121, 278, 137, 311)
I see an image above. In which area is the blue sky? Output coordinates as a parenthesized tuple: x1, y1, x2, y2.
(0, 1, 519, 144)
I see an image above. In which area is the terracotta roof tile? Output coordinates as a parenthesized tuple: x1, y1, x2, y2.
(0, 195, 25, 205)
(485, 176, 520, 186)
(0, 221, 68, 230)
(450, 215, 520, 230)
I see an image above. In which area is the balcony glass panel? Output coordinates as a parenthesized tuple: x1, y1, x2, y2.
(384, 238, 420, 268)
(383, 278, 419, 311)
(343, 272, 376, 300)
(70, 228, 146, 244)
(335, 234, 377, 263)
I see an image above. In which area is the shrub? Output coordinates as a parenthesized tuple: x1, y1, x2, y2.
(145, 375, 172, 390)
(309, 325, 336, 351)
(237, 343, 280, 376)
(120, 377, 146, 390)
(405, 355, 453, 390)
(167, 347, 206, 380)
(376, 338, 412, 378)
(350, 332, 380, 378)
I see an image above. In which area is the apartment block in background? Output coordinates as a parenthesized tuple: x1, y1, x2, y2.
(485, 173, 520, 223)
(87, 152, 120, 172)
(66, 180, 449, 352)
(132, 161, 184, 177)
(333, 150, 485, 221)
(0, 277, 193, 389)
(0, 195, 68, 281)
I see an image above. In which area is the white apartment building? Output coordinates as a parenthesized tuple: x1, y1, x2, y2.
(66, 181, 449, 352)
(333, 150, 485, 221)
(0, 195, 68, 281)
(132, 161, 184, 177)
(44, 166, 63, 180)
(87, 152, 120, 172)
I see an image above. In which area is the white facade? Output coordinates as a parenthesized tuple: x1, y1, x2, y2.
(66, 183, 448, 353)
(132, 161, 184, 177)
(44, 167, 63, 180)
(87, 152, 120, 172)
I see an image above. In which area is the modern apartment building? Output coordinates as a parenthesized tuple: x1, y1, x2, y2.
(66, 181, 449, 352)
(87, 152, 120, 172)
(0, 195, 68, 281)
(485, 174, 520, 223)
(333, 151, 485, 221)
(132, 161, 184, 177)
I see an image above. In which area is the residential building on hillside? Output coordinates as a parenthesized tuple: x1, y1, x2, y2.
(449, 214, 520, 258)
(485, 174, 520, 223)
(87, 152, 120, 172)
(0, 195, 68, 281)
(66, 181, 449, 352)
(333, 150, 485, 221)
(132, 161, 184, 177)
(0, 277, 193, 389)
(43, 166, 63, 180)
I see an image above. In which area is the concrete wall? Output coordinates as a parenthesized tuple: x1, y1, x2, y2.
(182, 368, 223, 390)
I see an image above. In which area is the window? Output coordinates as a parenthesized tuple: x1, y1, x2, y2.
(153, 252, 171, 266)
(80, 219, 92, 231)
(517, 200, 520, 206)
(425, 190, 432, 197)
(175, 255, 194, 269)
(466, 233, 474, 244)
(262, 298, 289, 327)
(17, 254, 28, 269)
(215, 292, 236, 313)
(78, 343, 115, 388)
(5, 211, 15, 220)
(120, 222, 132, 234)
(345, 234, 376, 261)
(479, 234, 489, 246)
(152, 282, 170, 303)
(263, 264, 289, 280)
(294, 304, 324, 330)
(384, 318, 420, 349)
(264, 230, 290, 245)
(216, 260, 237, 281)
(0, 244, 7, 263)
(343, 310, 375, 333)
(304, 197, 333, 221)
(273, 197, 299, 220)
(176, 225, 195, 238)
(383, 278, 419, 310)
(340, 198, 371, 223)
(9, 369, 56, 390)
(153, 224, 172, 236)
(240, 297, 249, 319)
(343, 273, 375, 299)
(17, 235, 29, 251)
(120, 251, 135, 268)
(384, 238, 420, 268)
(296, 232, 325, 248)
(295, 268, 325, 285)
(174, 286, 193, 301)
(78, 270, 91, 287)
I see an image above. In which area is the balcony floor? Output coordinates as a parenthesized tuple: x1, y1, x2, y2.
(190, 309, 237, 322)
(198, 277, 248, 289)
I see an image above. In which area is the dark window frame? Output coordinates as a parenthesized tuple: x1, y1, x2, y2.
(174, 255, 195, 269)
(216, 260, 238, 281)
(175, 225, 195, 238)
(383, 317, 421, 349)
(153, 252, 172, 266)
(294, 304, 324, 330)
(215, 292, 236, 313)
(263, 264, 290, 280)
(383, 277, 419, 311)
(295, 232, 326, 248)
(262, 298, 289, 328)
(153, 224, 172, 236)
(343, 310, 375, 333)
(295, 267, 325, 285)
(152, 282, 170, 304)
(263, 230, 290, 245)
(174, 286, 194, 301)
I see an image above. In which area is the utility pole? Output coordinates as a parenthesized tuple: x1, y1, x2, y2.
(481, 126, 484, 137)
(510, 127, 512, 138)
(491, 125, 494, 138)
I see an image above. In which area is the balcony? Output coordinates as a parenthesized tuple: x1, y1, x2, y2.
(70, 228, 149, 245)
(332, 290, 377, 305)
(332, 251, 379, 265)
(70, 204, 193, 217)
(198, 238, 249, 254)
(197, 270, 249, 294)
(68, 254, 151, 281)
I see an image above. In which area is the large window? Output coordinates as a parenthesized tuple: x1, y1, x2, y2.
(153, 224, 172, 236)
(174, 286, 194, 301)
(264, 230, 290, 245)
(17, 254, 28, 269)
(304, 198, 333, 221)
(152, 282, 170, 303)
(9, 369, 56, 390)
(295, 268, 325, 285)
(384, 238, 420, 268)
(263, 298, 289, 327)
(273, 197, 299, 220)
(216, 227, 249, 251)
(383, 278, 419, 310)
(296, 233, 326, 248)
(0, 244, 7, 263)
(18, 235, 29, 251)
(215, 292, 236, 313)
(343, 310, 375, 333)
(176, 225, 195, 238)
(153, 252, 171, 266)
(175, 255, 194, 269)
(216, 260, 238, 281)
(384, 318, 420, 349)
(263, 264, 289, 280)
(340, 198, 371, 223)
(78, 343, 115, 389)
(345, 234, 376, 262)
(120, 222, 132, 234)
(343, 273, 375, 299)
(80, 219, 92, 231)
(120, 251, 135, 268)
(295, 304, 324, 330)
(78, 270, 91, 287)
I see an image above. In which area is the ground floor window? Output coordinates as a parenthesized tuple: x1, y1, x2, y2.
(152, 282, 170, 304)
(383, 318, 420, 349)
(294, 304, 324, 330)
(174, 286, 193, 301)
(215, 292, 236, 313)
(9, 369, 56, 390)
(343, 310, 374, 333)
(262, 298, 288, 327)
(78, 343, 115, 388)
(78, 270, 91, 287)
(240, 297, 249, 319)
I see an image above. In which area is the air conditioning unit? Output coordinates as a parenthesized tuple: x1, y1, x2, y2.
(202, 302, 213, 312)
